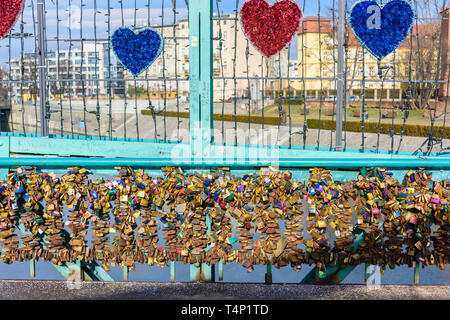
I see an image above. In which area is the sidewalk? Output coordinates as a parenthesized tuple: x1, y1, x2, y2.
(0, 280, 448, 300)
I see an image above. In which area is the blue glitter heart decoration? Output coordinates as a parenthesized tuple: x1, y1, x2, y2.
(111, 27, 163, 77)
(349, 0, 414, 60)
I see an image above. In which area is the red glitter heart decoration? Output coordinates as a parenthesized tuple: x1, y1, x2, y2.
(0, 0, 25, 40)
(240, 0, 303, 58)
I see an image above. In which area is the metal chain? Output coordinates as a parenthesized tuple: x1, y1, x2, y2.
(301, 0, 307, 149)
(232, 0, 239, 147)
(94, 0, 101, 138)
(162, 0, 168, 142)
(31, 0, 39, 136)
(134, 0, 140, 141)
(80, 0, 88, 138)
(317, 0, 324, 150)
(173, 0, 181, 143)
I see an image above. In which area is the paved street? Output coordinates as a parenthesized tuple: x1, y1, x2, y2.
(7, 100, 449, 154)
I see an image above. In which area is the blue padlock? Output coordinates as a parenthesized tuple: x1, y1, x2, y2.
(15, 183, 24, 194)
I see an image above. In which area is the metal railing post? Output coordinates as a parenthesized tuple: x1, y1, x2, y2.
(335, 0, 346, 151)
(37, 0, 48, 137)
(189, 0, 213, 161)
(189, 0, 214, 282)
(30, 259, 35, 278)
(414, 262, 420, 285)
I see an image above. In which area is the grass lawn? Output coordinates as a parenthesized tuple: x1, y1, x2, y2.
(261, 103, 447, 127)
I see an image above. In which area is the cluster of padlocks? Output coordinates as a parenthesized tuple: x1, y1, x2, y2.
(0, 166, 448, 273)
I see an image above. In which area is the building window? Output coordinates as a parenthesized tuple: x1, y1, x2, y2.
(357, 51, 363, 61)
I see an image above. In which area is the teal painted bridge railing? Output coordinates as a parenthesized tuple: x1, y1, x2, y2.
(0, 133, 448, 283)
(0, 0, 448, 285)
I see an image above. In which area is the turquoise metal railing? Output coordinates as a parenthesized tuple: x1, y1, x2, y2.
(0, 161, 448, 284)
(0, 0, 448, 285)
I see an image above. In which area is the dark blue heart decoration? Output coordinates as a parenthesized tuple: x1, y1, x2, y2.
(111, 27, 163, 77)
(349, 0, 414, 60)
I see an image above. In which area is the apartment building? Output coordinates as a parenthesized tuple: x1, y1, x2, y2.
(297, 15, 448, 101)
(128, 14, 288, 101)
(439, 5, 449, 100)
(297, 16, 396, 99)
(9, 43, 123, 103)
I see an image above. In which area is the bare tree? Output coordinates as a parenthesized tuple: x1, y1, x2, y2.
(0, 67, 8, 106)
(399, 0, 448, 110)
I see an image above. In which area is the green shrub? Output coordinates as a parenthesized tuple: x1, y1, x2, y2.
(214, 113, 280, 125)
(141, 110, 448, 139)
(141, 110, 189, 118)
(306, 119, 449, 139)
(353, 89, 375, 99)
(274, 98, 304, 105)
(141, 109, 281, 125)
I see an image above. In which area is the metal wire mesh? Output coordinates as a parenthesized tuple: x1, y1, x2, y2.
(0, 0, 448, 155)
(0, 0, 190, 142)
(212, 0, 450, 155)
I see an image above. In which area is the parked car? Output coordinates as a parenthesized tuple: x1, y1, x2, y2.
(349, 95, 360, 101)
(325, 96, 337, 102)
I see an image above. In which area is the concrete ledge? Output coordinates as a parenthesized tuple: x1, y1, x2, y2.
(0, 280, 448, 300)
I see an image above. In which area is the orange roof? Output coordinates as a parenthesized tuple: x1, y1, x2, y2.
(299, 16, 333, 34)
